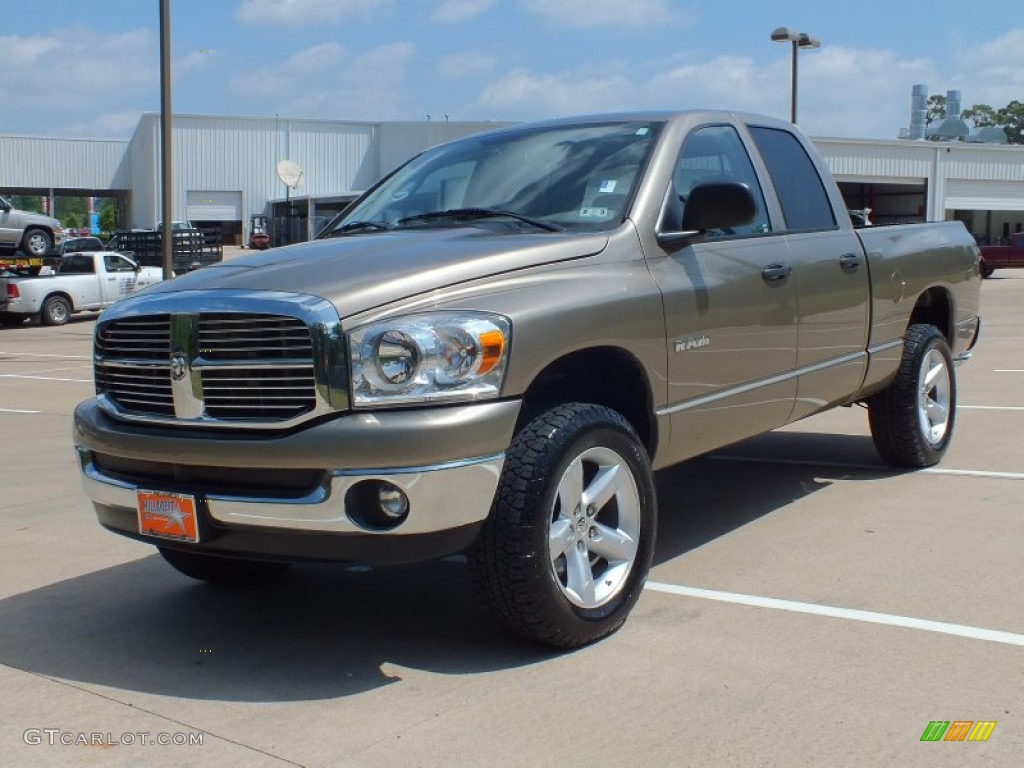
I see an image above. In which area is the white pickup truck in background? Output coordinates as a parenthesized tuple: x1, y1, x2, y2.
(2, 251, 164, 326)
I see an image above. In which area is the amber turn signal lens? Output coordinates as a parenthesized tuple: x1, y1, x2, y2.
(476, 329, 505, 375)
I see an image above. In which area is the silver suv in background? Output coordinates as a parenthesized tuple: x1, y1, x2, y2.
(0, 195, 65, 257)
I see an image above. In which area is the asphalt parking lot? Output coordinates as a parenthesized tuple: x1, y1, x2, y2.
(1, 276, 1021, 768)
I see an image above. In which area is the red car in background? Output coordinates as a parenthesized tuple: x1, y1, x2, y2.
(980, 233, 1024, 278)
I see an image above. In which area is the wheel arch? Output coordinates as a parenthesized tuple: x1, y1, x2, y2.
(908, 286, 953, 343)
(516, 346, 658, 460)
(43, 291, 75, 312)
(21, 225, 55, 245)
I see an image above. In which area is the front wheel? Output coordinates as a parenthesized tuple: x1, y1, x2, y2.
(867, 324, 956, 468)
(159, 547, 291, 585)
(21, 229, 52, 258)
(471, 403, 657, 648)
(981, 264, 995, 278)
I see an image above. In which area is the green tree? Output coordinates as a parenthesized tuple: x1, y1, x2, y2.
(928, 95, 1024, 144)
(55, 196, 87, 229)
(962, 103, 998, 128)
(99, 200, 117, 234)
(926, 94, 946, 123)
(996, 100, 1024, 144)
(8, 195, 43, 213)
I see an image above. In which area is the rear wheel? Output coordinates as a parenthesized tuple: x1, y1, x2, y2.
(471, 402, 657, 647)
(981, 264, 995, 278)
(159, 547, 290, 585)
(41, 295, 71, 326)
(21, 229, 52, 258)
(868, 324, 956, 467)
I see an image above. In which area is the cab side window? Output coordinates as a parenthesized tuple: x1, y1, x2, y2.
(104, 254, 135, 273)
(747, 126, 836, 232)
(672, 125, 771, 237)
(62, 255, 95, 274)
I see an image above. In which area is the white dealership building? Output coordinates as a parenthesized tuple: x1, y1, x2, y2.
(1, 110, 1023, 245)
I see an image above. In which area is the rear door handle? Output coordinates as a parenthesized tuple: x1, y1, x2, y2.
(761, 263, 792, 282)
(839, 253, 861, 271)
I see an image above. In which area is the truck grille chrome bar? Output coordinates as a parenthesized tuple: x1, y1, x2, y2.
(93, 292, 348, 428)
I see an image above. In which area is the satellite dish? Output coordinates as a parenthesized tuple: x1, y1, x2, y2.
(276, 159, 305, 189)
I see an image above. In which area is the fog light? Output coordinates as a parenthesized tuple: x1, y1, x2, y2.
(345, 479, 411, 531)
(378, 483, 409, 520)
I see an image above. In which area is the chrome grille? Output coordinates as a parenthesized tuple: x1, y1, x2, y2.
(95, 365, 175, 416)
(96, 315, 171, 359)
(199, 314, 313, 361)
(95, 316, 173, 415)
(95, 311, 319, 424)
(202, 367, 316, 419)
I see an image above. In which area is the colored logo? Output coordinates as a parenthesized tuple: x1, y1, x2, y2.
(920, 721, 996, 742)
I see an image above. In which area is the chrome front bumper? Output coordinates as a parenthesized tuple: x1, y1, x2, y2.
(77, 448, 503, 535)
(73, 397, 520, 545)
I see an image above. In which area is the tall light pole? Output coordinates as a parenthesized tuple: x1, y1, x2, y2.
(160, 0, 173, 281)
(770, 27, 820, 125)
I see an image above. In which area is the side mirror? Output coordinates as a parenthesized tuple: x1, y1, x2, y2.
(657, 181, 757, 249)
(0, 201, 10, 212)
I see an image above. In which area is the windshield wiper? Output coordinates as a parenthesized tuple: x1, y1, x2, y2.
(397, 208, 564, 232)
(322, 220, 394, 237)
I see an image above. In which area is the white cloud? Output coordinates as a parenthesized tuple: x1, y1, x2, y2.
(476, 47, 943, 140)
(230, 41, 418, 121)
(430, 0, 498, 24)
(519, 0, 691, 28)
(950, 28, 1024, 108)
(0, 27, 157, 137)
(480, 66, 634, 115)
(284, 42, 347, 74)
(236, 0, 392, 26)
(438, 51, 499, 78)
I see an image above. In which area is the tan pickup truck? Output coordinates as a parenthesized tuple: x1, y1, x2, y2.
(73, 111, 981, 647)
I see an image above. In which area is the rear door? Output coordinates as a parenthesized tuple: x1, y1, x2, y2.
(747, 125, 871, 419)
(646, 123, 798, 458)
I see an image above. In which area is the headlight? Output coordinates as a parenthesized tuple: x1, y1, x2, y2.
(349, 312, 511, 407)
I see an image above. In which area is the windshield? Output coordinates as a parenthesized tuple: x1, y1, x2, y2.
(326, 120, 663, 235)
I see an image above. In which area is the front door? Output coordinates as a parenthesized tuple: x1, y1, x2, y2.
(646, 124, 798, 460)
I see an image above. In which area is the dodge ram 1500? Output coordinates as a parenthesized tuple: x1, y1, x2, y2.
(73, 111, 981, 647)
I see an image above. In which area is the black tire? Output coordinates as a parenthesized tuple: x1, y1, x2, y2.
(159, 547, 290, 585)
(471, 403, 657, 648)
(868, 324, 956, 468)
(40, 295, 71, 326)
(21, 228, 52, 258)
(981, 264, 995, 278)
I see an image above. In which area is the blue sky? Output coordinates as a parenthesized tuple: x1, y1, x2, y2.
(2, 0, 1022, 140)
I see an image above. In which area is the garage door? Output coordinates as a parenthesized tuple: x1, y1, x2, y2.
(946, 180, 1024, 211)
(186, 191, 242, 221)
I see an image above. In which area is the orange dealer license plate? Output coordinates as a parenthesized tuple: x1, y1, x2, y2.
(137, 490, 200, 543)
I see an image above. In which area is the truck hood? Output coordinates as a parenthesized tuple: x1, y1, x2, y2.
(141, 227, 608, 317)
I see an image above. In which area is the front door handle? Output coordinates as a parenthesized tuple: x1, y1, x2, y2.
(761, 263, 792, 282)
(839, 253, 861, 271)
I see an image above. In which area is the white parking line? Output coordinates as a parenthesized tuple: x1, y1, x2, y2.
(1, 365, 93, 376)
(645, 582, 1024, 647)
(0, 374, 92, 383)
(960, 405, 1024, 411)
(708, 454, 1024, 480)
(994, 370, 1024, 373)
(0, 407, 41, 414)
(0, 352, 91, 359)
